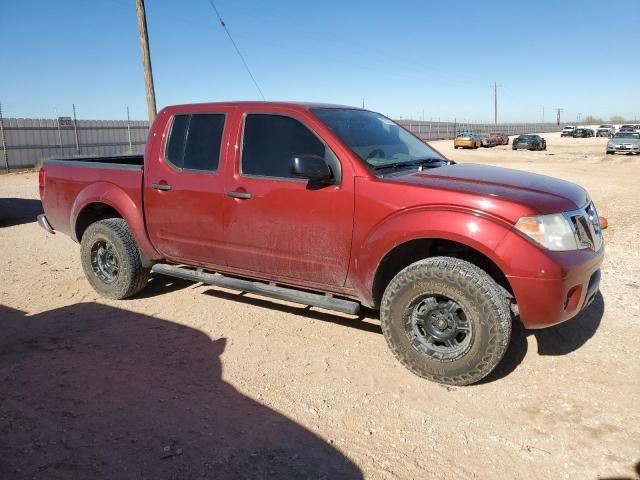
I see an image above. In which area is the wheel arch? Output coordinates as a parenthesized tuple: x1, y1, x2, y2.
(371, 237, 514, 309)
(352, 209, 515, 308)
(71, 182, 161, 263)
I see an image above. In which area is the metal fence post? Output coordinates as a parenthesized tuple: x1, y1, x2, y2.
(72, 104, 80, 155)
(126, 106, 133, 152)
(0, 103, 9, 173)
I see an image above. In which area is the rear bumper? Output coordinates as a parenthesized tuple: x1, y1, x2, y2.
(497, 232, 604, 329)
(37, 214, 55, 234)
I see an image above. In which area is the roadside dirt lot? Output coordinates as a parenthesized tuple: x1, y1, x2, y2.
(1, 132, 638, 479)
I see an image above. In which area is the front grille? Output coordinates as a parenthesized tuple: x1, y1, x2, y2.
(566, 201, 603, 251)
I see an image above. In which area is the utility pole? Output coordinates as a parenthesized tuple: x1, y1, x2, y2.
(542, 105, 545, 123)
(362, 97, 365, 109)
(555, 108, 563, 126)
(493, 81, 498, 127)
(135, 0, 157, 123)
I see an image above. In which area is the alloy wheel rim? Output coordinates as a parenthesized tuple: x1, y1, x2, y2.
(405, 294, 473, 361)
(90, 240, 119, 284)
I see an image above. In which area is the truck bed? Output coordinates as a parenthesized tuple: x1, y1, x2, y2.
(45, 154, 144, 169)
(40, 155, 144, 239)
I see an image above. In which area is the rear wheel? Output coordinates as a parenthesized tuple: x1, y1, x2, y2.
(380, 257, 511, 385)
(80, 218, 150, 299)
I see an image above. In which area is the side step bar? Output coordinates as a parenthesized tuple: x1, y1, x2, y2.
(151, 264, 361, 315)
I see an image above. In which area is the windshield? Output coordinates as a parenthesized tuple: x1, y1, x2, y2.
(311, 108, 445, 168)
(615, 132, 640, 139)
(599, 125, 613, 128)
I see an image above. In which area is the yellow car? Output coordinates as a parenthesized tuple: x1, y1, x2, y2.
(454, 133, 481, 149)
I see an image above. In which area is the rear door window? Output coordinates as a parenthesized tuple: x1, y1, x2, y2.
(165, 113, 225, 172)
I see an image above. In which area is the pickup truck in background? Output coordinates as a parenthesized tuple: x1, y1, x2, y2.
(596, 124, 616, 137)
(38, 102, 605, 386)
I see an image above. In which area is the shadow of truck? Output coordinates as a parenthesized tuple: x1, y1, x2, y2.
(0, 302, 363, 479)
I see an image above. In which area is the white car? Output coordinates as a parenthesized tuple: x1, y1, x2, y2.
(560, 125, 576, 137)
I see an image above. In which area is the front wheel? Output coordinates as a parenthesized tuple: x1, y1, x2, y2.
(380, 257, 511, 386)
(80, 218, 150, 299)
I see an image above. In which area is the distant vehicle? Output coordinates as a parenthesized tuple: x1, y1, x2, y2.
(573, 128, 594, 138)
(512, 134, 547, 150)
(478, 133, 496, 147)
(454, 132, 481, 149)
(561, 126, 576, 137)
(618, 124, 639, 133)
(489, 132, 509, 145)
(606, 131, 640, 154)
(596, 125, 616, 137)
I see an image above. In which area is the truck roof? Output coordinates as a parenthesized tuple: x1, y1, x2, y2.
(160, 101, 357, 114)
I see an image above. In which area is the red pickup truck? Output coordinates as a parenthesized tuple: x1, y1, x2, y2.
(38, 102, 604, 385)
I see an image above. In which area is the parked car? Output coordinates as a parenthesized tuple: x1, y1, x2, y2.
(489, 132, 509, 145)
(37, 101, 604, 386)
(573, 128, 594, 138)
(512, 134, 547, 150)
(561, 125, 576, 137)
(596, 124, 616, 137)
(606, 131, 640, 154)
(619, 124, 639, 133)
(478, 133, 496, 147)
(454, 132, 481, 149)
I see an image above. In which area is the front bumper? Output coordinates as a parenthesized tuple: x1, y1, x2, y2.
(497, 231, 604, 329)
(607, 145, 640, 153)
(37, 214, 55, 234)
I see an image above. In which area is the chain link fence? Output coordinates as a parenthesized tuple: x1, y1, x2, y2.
(0, 114, 564, 173)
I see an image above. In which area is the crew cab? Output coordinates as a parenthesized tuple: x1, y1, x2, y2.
(38, 102, 605, 386)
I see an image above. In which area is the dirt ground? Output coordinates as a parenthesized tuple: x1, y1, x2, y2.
(1, 132, 638, 479)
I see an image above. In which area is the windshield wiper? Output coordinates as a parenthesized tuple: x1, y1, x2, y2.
(372, 157, 449, 172)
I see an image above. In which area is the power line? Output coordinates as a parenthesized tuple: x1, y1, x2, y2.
(206, 0, 266, 100)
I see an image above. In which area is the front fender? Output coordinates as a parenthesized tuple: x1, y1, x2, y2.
(350, 207, 513, 305)
(70, 182, 161, 261)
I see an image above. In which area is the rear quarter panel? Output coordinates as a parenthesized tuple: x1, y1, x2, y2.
(41, 162, 160, 260)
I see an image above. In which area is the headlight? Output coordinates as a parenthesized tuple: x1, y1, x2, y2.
(515, 214, 578, 251)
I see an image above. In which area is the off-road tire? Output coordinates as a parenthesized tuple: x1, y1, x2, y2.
(80, 218, 150, 299)
(380, 257, 511, 386)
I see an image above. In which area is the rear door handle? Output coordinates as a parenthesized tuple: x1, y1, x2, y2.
(152, 183, 172, 191)
(227, 191, 252, 200)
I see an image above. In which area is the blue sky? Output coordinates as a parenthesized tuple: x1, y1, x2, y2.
(1, 0, 639, 122)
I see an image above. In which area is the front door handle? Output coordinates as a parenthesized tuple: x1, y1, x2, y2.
(227, 191, 252, 200)
(152, 183, 172, 191)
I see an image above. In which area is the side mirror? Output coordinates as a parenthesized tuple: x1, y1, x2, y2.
(291, 154, 333, 182)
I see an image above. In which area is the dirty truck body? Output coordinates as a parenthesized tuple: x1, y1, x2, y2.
(38, 102, 604, 385)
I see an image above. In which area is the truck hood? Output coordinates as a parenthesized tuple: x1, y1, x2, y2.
(384, 163, 588, 216)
